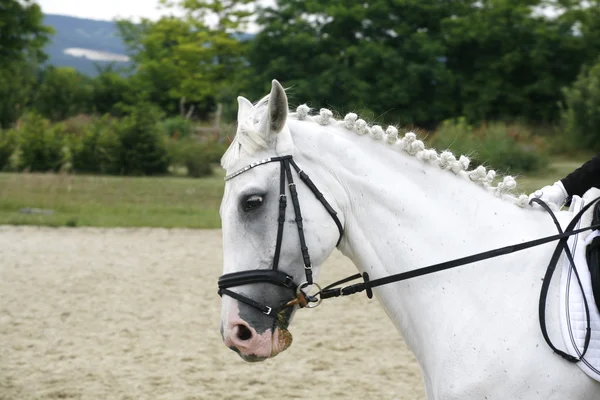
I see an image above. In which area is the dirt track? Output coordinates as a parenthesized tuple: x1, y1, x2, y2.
(0, 226, 424, 400)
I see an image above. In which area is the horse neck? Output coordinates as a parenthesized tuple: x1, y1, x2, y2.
(289, 119, 556, 366)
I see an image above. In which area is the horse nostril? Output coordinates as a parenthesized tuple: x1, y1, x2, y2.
(235, 324, 253, 341)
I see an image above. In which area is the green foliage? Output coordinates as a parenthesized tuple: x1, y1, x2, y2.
(114, 103, 170, 175)
(441, 0, 590, 124)
(71, 116, 121, 174)
(162, 117, 194, 139)
(89, 66, 133, 116)
(4, 0, 600, 172)
(0, 0, 53, 63)
(0, 0, 53, 128)
(246, 0, 600, 127)
(17, 113, 67, 172)
(561, 60, 600, 153)
(562, 0, 600, 61)
(0, 129, 18, 171)
(117, 0, 251, 116)
(202, 140, 229, 164)
(0, 61, 38, 129)
(429, 118, 548, 173)
(248, 0, 456, 126)
(167, 138, 226, 178)
(33, 66, 92, 121)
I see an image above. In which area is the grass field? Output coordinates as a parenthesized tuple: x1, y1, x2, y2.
(0, 158, 590, 228)
(0, 170, 225, 228)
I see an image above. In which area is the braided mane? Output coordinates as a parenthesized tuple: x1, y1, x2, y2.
(221, 100, 530, 208)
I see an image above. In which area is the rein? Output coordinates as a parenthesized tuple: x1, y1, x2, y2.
(218, 154, 600, 361)
(318, 196, 600, 363)
(320, 198, 600, 300)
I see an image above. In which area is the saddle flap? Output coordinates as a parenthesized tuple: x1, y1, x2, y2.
(587, 235, 600, 312)
(559, 195, 600, 381)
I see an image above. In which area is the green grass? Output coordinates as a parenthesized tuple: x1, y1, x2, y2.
(0, 156, 591, 229)
(0, 169, 226, 228)
(516, 156, 590, 194)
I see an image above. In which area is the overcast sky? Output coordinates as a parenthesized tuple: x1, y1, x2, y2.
(36, 0, 563, 23)
(36, 0, 173, 21)
(36, 0, 276, 22)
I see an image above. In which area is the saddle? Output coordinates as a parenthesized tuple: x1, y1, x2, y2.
(556, 192, 600, 380)
(587, 200, 600, 312)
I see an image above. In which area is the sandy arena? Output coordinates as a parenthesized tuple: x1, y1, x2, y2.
(0, 226, 425, 399)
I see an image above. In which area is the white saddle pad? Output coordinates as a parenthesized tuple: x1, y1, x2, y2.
(559, 195, 600, 381)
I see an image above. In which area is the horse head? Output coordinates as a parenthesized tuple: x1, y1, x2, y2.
(218, 80, 344, 362)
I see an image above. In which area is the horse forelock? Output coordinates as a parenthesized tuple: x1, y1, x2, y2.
(221, 95, 271, 170)
(222, 100, 530, 208)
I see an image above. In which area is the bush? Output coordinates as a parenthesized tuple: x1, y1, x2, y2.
(203, 140, 229, 164)
(167, 138, 211, 178)
(162, 117, 193, 140)
(0, 129, 18, 171)
(17, 113, 67, 172)
(90, 68, 132, 116)
(62, 114, 95, 137)
(167, 138, 227, 178)
(115, 103, 170, 175)
(561, 61, 600, 153)
(429, 118, 548, 173)
(33, 66, 92, 121)
(71, 116, 121, 174)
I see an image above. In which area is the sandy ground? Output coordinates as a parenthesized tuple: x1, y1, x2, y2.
(0, 226, 425, 400)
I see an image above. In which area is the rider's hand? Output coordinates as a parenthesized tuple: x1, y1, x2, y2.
(528, 181, 569, 209)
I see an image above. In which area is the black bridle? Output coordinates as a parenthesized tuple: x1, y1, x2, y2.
(218, 155, 344, 316)
(218, 154, 600, 363)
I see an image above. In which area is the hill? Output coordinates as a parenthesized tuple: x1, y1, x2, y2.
(43, 14, 131, 76)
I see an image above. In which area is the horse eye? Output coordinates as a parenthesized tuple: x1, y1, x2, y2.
(243, 195, 264, 211)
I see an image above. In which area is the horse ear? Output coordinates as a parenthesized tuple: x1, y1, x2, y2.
(237, 96, 253, 123)
(266, 80, 288, 134)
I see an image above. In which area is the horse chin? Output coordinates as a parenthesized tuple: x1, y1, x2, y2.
(271, 326, 293, 356)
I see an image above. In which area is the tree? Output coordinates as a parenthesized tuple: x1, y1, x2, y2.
(89, 64, 133, 116)
(561, 58, 600, 152)
(33, 66, 92, 121)
(0, 62, 37, 129)
(115, 103, 170, 175)
(442, 0, 590, 123)
(558, 0, 600, 68)
(247, 0, 595, 127)
(0, 0, 52, 64)
(0, 0, 53, 128)
(246, 0, 465, 127)
(117, 0, 254, 117)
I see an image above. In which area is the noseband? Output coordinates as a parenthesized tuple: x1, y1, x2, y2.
(218, 155, 344, 316)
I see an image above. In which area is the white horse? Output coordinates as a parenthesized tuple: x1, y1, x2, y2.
(218, 80, 599, 399)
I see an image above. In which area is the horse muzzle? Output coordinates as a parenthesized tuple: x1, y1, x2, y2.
(223, 318, 293, 361)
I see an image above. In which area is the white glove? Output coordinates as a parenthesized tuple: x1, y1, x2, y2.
(528, 181, 569, 209)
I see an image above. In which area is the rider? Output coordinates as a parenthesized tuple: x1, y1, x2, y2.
(530, 153, 600, 208)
